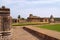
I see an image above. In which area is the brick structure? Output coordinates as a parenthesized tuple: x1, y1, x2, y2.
(0, 6, 12, 31)
(43, 18, 49, 22)
(12, 19, 18, 23)
(12, 14, 56, 23)
(0, 6, 12, 40)
(0, 6, 12, 39)
(27, 14, 49, 22)
(18, 18, 26, 23)
(27, 14, 40, 22)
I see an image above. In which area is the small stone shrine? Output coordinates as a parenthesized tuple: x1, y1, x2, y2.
(0, 6, 12, 40)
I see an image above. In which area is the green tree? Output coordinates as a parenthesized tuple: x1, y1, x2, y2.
(18, 15, 20, 19)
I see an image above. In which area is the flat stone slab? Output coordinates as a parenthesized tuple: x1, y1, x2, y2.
(25, 26, 60, 40)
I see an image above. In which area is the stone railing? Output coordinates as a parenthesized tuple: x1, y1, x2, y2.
(23, 26, 60, 40)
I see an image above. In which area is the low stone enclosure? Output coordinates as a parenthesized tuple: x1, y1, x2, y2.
(23, 26, 60, 40)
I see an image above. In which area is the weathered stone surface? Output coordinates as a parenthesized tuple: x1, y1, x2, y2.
(0, 6, 12, 31)
(24, 26, 60, 40)
(0, 6, 12, 40)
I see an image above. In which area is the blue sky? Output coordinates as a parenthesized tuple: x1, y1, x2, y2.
(0, 0, 60, 18)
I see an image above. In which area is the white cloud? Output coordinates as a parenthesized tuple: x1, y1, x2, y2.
(2, 0, 60, 5)
(1, 0, 60, 18)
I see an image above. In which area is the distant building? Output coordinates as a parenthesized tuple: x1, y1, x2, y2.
(12, 18, 18, 23)
(54, 18, 60, 23)
(27, 14, 49, 22)
(12, 16, 26, 23)
(12, 14, 60, 23)
(18, 18, 26, 23)
(12, 14, 56, 23)
(27, 14, 41, 22)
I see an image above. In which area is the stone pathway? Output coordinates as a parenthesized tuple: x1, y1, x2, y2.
(11, 26, 39, 40)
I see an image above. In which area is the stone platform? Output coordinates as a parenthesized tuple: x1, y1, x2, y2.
(23, 26, 60, 40)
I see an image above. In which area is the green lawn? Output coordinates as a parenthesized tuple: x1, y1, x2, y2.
(12, 22, 60, 32)
(37, 24, 60, 32)
(12, 22, 48, 26)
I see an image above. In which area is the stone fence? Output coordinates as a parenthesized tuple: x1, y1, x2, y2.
(23, 26, 60, 40)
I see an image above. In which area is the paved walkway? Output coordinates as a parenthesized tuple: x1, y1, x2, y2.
(11, 26, 39, 40)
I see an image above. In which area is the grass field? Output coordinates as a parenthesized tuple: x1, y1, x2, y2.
(12, 22, 48, 26)
(37, 24, 60, 32)
(12, 22, 60, 32)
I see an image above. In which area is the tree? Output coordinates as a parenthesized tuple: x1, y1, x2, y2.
(18, 15, 20, 19)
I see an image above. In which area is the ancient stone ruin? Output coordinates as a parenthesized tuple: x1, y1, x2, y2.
(0, 6, 12, 40)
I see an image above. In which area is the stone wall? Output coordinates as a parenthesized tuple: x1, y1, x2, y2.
(23, 27, 60, 40)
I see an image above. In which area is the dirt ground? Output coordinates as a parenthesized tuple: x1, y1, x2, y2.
(11, 26, 39, 40)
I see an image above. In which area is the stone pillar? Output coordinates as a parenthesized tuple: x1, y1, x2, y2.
(49, 15, 55, 23)
(0, 16, 2, 31)
(50, 18, 54, 23)
(7, 16, 12, 30)
(0, 6, 12, 40)
(1, 16, 12, 31)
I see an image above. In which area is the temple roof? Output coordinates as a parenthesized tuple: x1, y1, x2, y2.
(28, 15, 40, 19)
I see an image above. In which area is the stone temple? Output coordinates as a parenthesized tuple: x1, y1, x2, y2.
(0, 6, 12, 40)
(0, 6, 11, 31)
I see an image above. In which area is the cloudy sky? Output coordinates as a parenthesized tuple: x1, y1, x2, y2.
(0, 0, 60, 18)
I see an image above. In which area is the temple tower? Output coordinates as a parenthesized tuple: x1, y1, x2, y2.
(49, 15, 54, 23)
